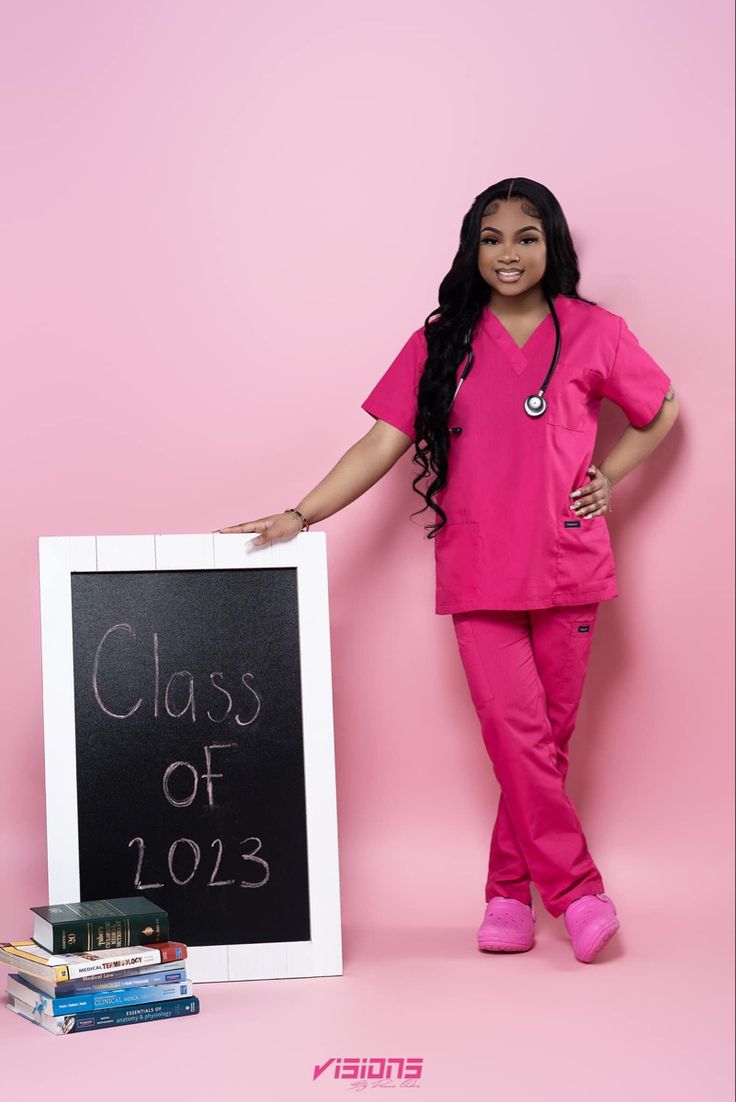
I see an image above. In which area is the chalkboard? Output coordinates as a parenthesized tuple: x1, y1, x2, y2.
(39, 534, 343, 983)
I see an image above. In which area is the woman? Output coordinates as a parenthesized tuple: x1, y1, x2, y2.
(217, 177, 679, 964)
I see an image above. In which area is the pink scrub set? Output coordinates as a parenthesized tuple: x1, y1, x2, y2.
(361, 294, 672, 917)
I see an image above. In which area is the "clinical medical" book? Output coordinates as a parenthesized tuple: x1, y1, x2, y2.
(7, 972, 194, 1016)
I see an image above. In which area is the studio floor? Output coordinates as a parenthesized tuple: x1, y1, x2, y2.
(2, 878, 733, 1102)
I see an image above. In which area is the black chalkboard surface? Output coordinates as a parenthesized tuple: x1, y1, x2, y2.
(69, 567, 310, 949)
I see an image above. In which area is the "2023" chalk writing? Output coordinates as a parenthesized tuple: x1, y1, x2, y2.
(129, 835, 270, 889)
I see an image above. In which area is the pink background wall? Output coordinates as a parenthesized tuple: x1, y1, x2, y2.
(1, 1, 733, 1096)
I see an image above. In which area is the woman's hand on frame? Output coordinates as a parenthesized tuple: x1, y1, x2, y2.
(214, 512, 303, 547)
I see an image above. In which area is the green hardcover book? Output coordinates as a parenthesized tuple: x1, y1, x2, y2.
(30, 898, 169, 954)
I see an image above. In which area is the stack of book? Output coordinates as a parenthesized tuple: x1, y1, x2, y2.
(0, 897, 199, 1035)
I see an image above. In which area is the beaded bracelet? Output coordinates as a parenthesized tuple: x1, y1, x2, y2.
(285, 508, 310, 532)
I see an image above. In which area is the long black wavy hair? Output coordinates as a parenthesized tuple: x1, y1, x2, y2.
(409, 177, 598, 538)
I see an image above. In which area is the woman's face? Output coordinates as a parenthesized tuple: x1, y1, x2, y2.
(477, 198, 547, 304)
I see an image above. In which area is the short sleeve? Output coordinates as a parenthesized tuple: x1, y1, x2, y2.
(596, 316, 672, 429)
(360, 327, 427, 442)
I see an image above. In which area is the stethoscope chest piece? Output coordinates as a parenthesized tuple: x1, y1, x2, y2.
(524, 393, 547, 418)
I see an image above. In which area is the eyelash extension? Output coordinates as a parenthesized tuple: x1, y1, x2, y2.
(480, 237, 539, 245)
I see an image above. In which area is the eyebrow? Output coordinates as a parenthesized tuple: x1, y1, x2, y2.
(480, 225, 543, 235)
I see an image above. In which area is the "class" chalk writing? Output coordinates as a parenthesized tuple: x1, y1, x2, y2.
(92, 622, 262, 724)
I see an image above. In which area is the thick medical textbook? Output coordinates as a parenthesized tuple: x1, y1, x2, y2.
(7, 992, 200, 1035)
(30, 897, 169, 954)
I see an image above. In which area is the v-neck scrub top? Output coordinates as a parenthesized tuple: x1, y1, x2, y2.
(360, 294, 672, 615)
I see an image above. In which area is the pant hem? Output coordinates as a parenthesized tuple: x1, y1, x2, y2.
(548, 881, 606, 918)
(486, 892, 533, 907)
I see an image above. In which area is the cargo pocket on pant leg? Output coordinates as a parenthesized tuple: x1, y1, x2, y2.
(557, 613, 598, 706)
(452, 613, 495, 710)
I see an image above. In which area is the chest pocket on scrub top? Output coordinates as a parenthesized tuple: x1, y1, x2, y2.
(544, 360, 589, 432)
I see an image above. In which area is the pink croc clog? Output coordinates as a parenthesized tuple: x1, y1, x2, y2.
(563, 892, 620, 962)
(477, 896, 536, 953)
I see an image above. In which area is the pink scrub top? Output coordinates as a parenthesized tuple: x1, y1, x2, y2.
(360, 293, 672, 615)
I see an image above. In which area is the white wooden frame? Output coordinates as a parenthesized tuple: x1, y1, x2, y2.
(37, 532, 343, 983)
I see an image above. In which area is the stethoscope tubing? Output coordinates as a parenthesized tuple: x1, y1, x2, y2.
(449, 292, 561, 418)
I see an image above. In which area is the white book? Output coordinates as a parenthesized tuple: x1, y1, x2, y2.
(0, 940, 186, 983)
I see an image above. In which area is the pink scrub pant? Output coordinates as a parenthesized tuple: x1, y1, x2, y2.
(451, 602, 606, 918)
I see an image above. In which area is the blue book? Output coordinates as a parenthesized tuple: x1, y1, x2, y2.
(7, 972, 193, 1015)
(7, 992, 200, 1034)
(26, 962, 188, 998)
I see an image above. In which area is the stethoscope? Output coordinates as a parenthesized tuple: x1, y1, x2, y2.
(449, 292, 561, 419)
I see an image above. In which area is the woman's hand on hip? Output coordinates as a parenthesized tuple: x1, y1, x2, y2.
(569, 465, 613, 518)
